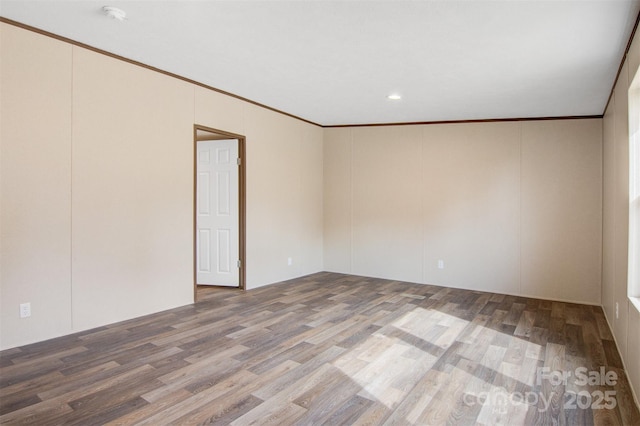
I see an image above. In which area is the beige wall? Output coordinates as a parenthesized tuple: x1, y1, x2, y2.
(71, 47, 195, 332)
(324, 119, 602, 305)
(0, 23, 323, 349)
(521, 120, 603, 303)
(602, 26, 640, 407)
(1, 25, 73, 346)
(243, 104, 324, 286)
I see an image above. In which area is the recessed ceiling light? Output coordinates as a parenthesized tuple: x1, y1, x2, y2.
(102, 6, 127, 21)
(387, 94, 402, 100)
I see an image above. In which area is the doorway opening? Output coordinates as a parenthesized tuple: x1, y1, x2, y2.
(194, 125, 246, 300)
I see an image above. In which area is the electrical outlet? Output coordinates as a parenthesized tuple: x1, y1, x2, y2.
(437, 260, 444, 269)
(287, 257, 293, 266)
(616, 302, 619, 319)
(19, 302, 31, 318)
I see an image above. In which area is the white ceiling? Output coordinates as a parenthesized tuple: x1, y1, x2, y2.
(1, 0, 639, 126)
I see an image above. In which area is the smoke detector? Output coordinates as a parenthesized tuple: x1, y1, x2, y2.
(102, 6, 127, 21)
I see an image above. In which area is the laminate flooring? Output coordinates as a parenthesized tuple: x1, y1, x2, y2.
(1, 272, 638, 425)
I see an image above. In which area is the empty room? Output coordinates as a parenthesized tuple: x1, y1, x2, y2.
(1, 1, 640, 424)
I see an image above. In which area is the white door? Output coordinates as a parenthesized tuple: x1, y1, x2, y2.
(196, 139, 239, 286)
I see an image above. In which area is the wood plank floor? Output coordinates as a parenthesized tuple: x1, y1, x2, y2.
(1, 272, 638, 425)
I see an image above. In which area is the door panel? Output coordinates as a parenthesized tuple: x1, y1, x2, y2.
(217, 229, 230, 273)
(198, 229, 211, 272)
(217, 171, 230, 215)
(196, 139, 239, 286)
(198, 172, 210, 215)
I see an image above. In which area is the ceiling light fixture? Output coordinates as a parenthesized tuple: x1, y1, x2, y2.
(102, 6, 127, 21)
(387, 93, 402, 100)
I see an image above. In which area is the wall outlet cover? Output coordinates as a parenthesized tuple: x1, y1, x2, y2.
(19, 302, 31, 318)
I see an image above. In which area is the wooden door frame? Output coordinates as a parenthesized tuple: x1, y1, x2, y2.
(193, 124, 246, 300)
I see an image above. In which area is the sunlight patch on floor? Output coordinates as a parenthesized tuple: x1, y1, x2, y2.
(332, 304, 543, 423)
(332, 306, 466, 408)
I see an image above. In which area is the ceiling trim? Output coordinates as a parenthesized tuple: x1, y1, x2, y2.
(604, 8, 640, 113)
(324, 115, 603, 129)
(0, 17, 322, 128)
